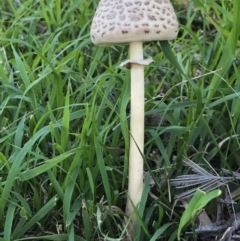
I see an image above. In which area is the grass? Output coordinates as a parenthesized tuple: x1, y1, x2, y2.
(0, 0, 240, 240)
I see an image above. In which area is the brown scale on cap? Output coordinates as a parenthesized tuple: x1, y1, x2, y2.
(90, 0, 178, 46)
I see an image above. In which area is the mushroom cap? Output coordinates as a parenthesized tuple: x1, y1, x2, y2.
(90, 0, 179, 46)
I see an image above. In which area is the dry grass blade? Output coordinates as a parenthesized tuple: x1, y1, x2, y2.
(171, 175, 223, 188)
(170, 175, 212, 189)
(174, 179, 223, 200)
(222, 169, 240, 180)
(182, 157, 214, 176)
(170, 157, 234, 200)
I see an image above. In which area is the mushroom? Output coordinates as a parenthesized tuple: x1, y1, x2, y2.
(90, 0, 178, 237)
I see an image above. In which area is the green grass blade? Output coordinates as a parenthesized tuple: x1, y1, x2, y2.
(86, 167, 95, 198)
(63, 168, 78, 228)
(61, 82, 70, 151)
(11, 191, 32, 216)
(177, 189, 205, 239)
(18, 149, 77, 181)
(159, 41, 186, 77)
(47, 170, 64, 201)
(66, 197, 82, 228)
(11, 45, 31, 87)
(13, 195, 58, 239)
(232, 0, 240, 53)
(3, 202, 16, 240)
(94, 136, 111, 205)
(150, 223, 174, 241)
(135, 173, 151, 240)
(15, 234, 86, 241)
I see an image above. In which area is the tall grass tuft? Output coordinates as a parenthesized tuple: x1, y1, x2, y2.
(0, 0, 239, 240)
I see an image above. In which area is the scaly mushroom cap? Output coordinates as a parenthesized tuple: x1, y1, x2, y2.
(90, 0, 178, 46)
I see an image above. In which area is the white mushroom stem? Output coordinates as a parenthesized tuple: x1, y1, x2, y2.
(125, 41, 144, 226)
